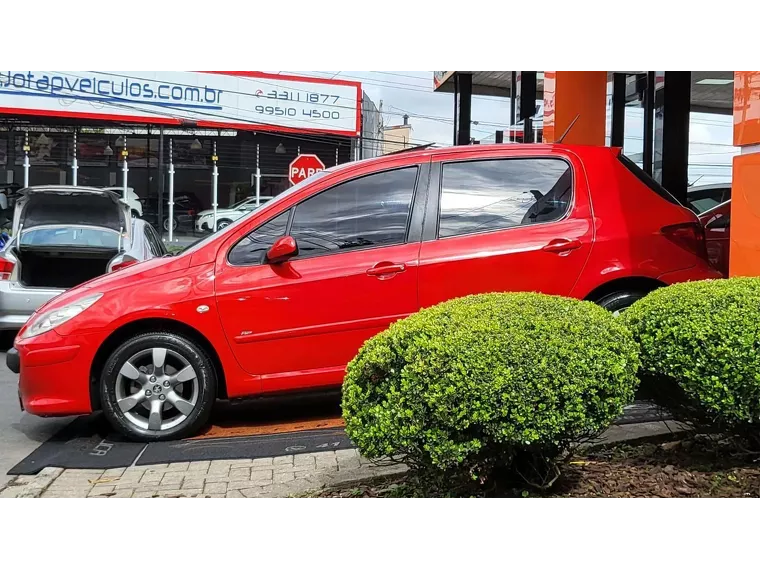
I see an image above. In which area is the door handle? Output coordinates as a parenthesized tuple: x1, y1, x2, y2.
(542, 238, 582, 254)
(367, 262, 406, 277)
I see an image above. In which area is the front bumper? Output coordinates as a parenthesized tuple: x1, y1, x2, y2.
(14, 330, 104, 417)
(196, 217, 212, 232)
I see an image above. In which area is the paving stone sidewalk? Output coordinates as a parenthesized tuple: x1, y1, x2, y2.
(0, 421, 682, 498)
(0, 449, 407, 498)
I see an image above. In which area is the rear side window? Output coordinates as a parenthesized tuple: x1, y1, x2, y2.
(438, 158, 572, 238)
(690, 196, 722, 214)
(618, 154, 681, 206)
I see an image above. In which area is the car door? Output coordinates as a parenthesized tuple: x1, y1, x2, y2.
(418, 153, 593, 308)
(214, 164, 424, 393)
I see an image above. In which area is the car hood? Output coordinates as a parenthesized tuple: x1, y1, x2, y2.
(197, 208, 236, 217)
(35, 253, 192, 314)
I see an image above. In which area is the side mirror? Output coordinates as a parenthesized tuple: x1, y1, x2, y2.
(266, 236, 298, 264)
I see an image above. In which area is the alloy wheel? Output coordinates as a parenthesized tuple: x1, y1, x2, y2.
(114, 347, 199, 431)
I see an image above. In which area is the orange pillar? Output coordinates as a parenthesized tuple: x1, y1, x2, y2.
(543, 71, 607, 146)
(729, 71, 760, 277)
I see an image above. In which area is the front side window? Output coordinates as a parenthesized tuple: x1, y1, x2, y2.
(438, 158, 572, 238)
(289, 167, 418, 258)
(228, 210, 290, 265)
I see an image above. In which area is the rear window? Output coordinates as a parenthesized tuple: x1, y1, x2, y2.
(20, 227, 119, 248)
(617, 154, 682, 206)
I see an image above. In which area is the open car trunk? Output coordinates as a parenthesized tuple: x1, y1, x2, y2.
(15, 246, 117, 289)
(10, 187, 131, 289)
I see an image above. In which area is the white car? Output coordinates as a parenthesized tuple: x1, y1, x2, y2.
(195, 196, 272, 231)
(105, 187, 143, 217)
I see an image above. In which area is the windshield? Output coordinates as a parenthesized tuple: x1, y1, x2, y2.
(20, 226, 120, 248)
(179, 171, 331, 255)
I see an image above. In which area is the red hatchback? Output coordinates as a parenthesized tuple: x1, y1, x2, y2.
(7, 144, 722, 441)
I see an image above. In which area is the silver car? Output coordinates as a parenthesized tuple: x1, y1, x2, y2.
(0, 186, 167, 331)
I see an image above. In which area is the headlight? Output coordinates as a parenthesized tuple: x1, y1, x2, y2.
(21, 293, 103, 339)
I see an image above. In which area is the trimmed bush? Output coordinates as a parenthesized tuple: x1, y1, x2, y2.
(623, 277, 760, 438)
(342, 292, 640, 489)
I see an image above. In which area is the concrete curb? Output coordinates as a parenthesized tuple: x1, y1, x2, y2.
(583, 420, 688, 449)
(0, 467, 64, 498)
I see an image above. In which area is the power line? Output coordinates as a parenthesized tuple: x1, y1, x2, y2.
(292, 71, 436, 94)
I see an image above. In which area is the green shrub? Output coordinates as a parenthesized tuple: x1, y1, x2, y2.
(623, 277, 760, 439)
(342, 292, 640, 490)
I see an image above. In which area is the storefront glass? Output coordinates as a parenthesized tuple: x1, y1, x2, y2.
(1, 123, 354, 235)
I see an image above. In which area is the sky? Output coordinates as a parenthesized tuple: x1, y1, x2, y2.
(283, 71, 738, 185)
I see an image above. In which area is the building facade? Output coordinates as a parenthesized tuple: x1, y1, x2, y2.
(358, 93, 383, 159)
(382, 121, 412, 154)
(0, 71, 368, 235)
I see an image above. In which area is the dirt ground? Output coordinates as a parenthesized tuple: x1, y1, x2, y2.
(309, 435, 760, 498)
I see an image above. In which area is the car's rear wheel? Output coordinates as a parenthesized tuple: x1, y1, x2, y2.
(100, 332, 216, 441)
(216, 218, 232, 230)
(595, 290, 647, 317)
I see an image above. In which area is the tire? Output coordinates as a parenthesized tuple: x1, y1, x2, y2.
(163, 217, 178, 232)
(216, 218, 232, 230)
(595, 290, 647, 317)
(100, 332, 217, 441)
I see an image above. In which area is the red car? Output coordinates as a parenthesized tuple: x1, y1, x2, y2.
(698, 199, 731, 277)
(7, 144, 722, 441)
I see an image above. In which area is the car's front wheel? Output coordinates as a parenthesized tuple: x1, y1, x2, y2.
(216, 218, 232, 230)
(100, 332, 217, 441)
(595, 290, 647, 317)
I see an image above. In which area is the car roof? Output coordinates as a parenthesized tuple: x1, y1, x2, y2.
(340, 143, 610, 169)
(688, 183, 731, 192)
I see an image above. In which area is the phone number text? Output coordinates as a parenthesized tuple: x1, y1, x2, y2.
(253, 105, 341, 119)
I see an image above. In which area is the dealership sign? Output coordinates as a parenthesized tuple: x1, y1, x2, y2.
(0, 71, 362, 137)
